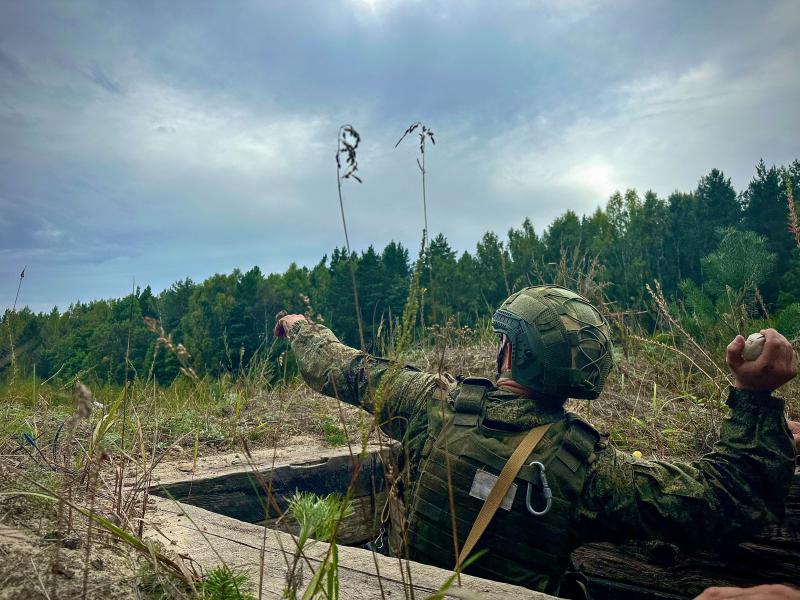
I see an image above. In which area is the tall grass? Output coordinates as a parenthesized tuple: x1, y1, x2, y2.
(335, 124, 367, 351)
(3, 127, 799, 600)
(396, 122, 436, 330)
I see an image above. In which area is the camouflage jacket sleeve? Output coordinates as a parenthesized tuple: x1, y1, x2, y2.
(577, 387, 796, 546)
(286, 320, 437, 444)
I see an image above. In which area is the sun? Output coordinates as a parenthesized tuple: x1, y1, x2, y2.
(349, 0, 383, 12)
(572, 163, 617, 198)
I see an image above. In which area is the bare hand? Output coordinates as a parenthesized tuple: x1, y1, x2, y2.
(695, 584, 800, 599)
(789, 420, 800, 455)
(726, 329, 797, 392)
(274, 313, 306, 338)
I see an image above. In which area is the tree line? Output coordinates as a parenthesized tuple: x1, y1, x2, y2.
(2, 158, 799, 385)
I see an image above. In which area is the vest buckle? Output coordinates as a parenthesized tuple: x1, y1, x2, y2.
(525, 461, 552, 516)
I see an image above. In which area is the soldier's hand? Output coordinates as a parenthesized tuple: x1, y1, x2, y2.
(789, 420, 800, 455)
(726, 329, 797, 392)
(274, 313, 306, 338)
(695, 584, 800, 599)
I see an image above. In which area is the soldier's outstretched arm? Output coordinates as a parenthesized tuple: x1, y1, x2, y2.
(578, 329, 797, 545)
(275, 314, 438, 441)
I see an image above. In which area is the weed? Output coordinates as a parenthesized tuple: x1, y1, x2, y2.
(200, 565, 256, 600)
(317, 417, 348, 447)
(137, 557, 192, 599)
(284, 491, 353, 599)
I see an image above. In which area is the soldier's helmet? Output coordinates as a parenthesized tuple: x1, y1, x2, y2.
(491, 285, 613, 400)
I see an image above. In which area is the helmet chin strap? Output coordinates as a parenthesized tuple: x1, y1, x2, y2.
(496, 377, 535, 396)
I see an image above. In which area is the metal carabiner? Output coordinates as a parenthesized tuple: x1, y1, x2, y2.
(525, 461, 552, 517)
(373, 526, 386, 550)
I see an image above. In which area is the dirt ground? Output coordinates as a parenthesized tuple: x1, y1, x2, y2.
(0, 409, 405, 600)
(1, 431, 553, 600)
(0, 456, 141, 600)
(1, 424, 339, 598)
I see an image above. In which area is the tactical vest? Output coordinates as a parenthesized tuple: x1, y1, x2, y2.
(405, 377, 599, 595)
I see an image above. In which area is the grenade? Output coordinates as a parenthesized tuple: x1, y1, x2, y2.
(742, 333, 766, 361)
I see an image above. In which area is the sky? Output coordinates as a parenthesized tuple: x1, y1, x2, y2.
(1, 0, 799, 313)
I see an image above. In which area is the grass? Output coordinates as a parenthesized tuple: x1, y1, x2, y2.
(284, 491, 354, 599)
(0, 278, 800, 598)
(2, 305, 799, 598)
(0, 360, 370, 599)
(316, 417, 348, 447)
(2, 128, 798, 599)
(137, 559, 256, 600)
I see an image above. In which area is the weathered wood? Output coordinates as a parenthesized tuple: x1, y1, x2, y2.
(148, 496, 555, 599)
(573, 469, 800, 599)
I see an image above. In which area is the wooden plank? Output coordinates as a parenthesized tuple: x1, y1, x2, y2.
(148, 496, 556, 599)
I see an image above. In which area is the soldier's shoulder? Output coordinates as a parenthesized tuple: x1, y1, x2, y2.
(454, 375, 495, 392)
(564, 411, 610, 456)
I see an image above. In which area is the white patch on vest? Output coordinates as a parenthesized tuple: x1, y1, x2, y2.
(469, 469, 517, 511)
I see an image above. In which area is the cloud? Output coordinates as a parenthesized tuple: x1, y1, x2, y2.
(0, 0, 798, 311)
(0, 47, 25, 77)
(85, 65, 122, 95)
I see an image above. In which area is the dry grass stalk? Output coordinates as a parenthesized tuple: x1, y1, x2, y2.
(629, 334, 723, 394)
(5, 267, 25, 383)
(81, 446, 108, 599)
(645, 281, 727, 381)
(396, 122, 436, 328)
(754, 287, 771, 324)
(787, 172, 800, 252)
(335, 124, 367, 351)
(395, 122, 435, 239)
(143, 317, 199, 381)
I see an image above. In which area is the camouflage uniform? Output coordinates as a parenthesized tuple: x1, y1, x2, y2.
(286, 320, 796, 593)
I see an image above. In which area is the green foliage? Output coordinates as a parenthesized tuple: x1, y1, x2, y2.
(199, 565, 255, 600)
(2, 159, 800, 384)
(775, 303, 800, 340)
(701, 228, 776, 297)
(286, 491, 353, 600)
(317, 417, 348, 446)
(138, 561, 255, 600)
(288, 491, 353, 546)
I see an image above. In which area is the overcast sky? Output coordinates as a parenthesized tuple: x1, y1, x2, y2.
(2, 0, 799, 313)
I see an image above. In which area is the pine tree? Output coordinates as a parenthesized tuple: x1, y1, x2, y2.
(694, 168, 741, 258)
(741, 160, 795, 303)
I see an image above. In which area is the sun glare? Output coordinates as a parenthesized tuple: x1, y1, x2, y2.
(574, 163, 617, 198)
(350, 0, 383, 12)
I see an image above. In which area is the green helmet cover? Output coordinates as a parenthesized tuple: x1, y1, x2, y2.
(491, 285, 613, 400)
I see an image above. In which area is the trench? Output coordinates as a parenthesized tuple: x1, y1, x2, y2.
(153, 451, 800, 600)
(153, 450, 389, 549)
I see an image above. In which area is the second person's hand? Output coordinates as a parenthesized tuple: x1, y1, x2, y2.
(726, 329, 797, 392)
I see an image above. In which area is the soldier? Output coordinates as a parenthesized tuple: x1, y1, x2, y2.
(275, 286, 798, 597)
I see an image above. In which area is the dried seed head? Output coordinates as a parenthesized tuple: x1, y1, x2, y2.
(337, 124, 363, 182)
(73, 380, 94, 420)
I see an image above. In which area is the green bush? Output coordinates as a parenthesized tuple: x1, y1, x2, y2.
(775, 303, 800, 339)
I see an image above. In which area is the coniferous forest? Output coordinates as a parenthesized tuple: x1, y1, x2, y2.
(3, 159, 800, 385)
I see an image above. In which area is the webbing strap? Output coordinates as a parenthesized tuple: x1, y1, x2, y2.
(452, 380, 490, 426)
(455, 423, 552, 571)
